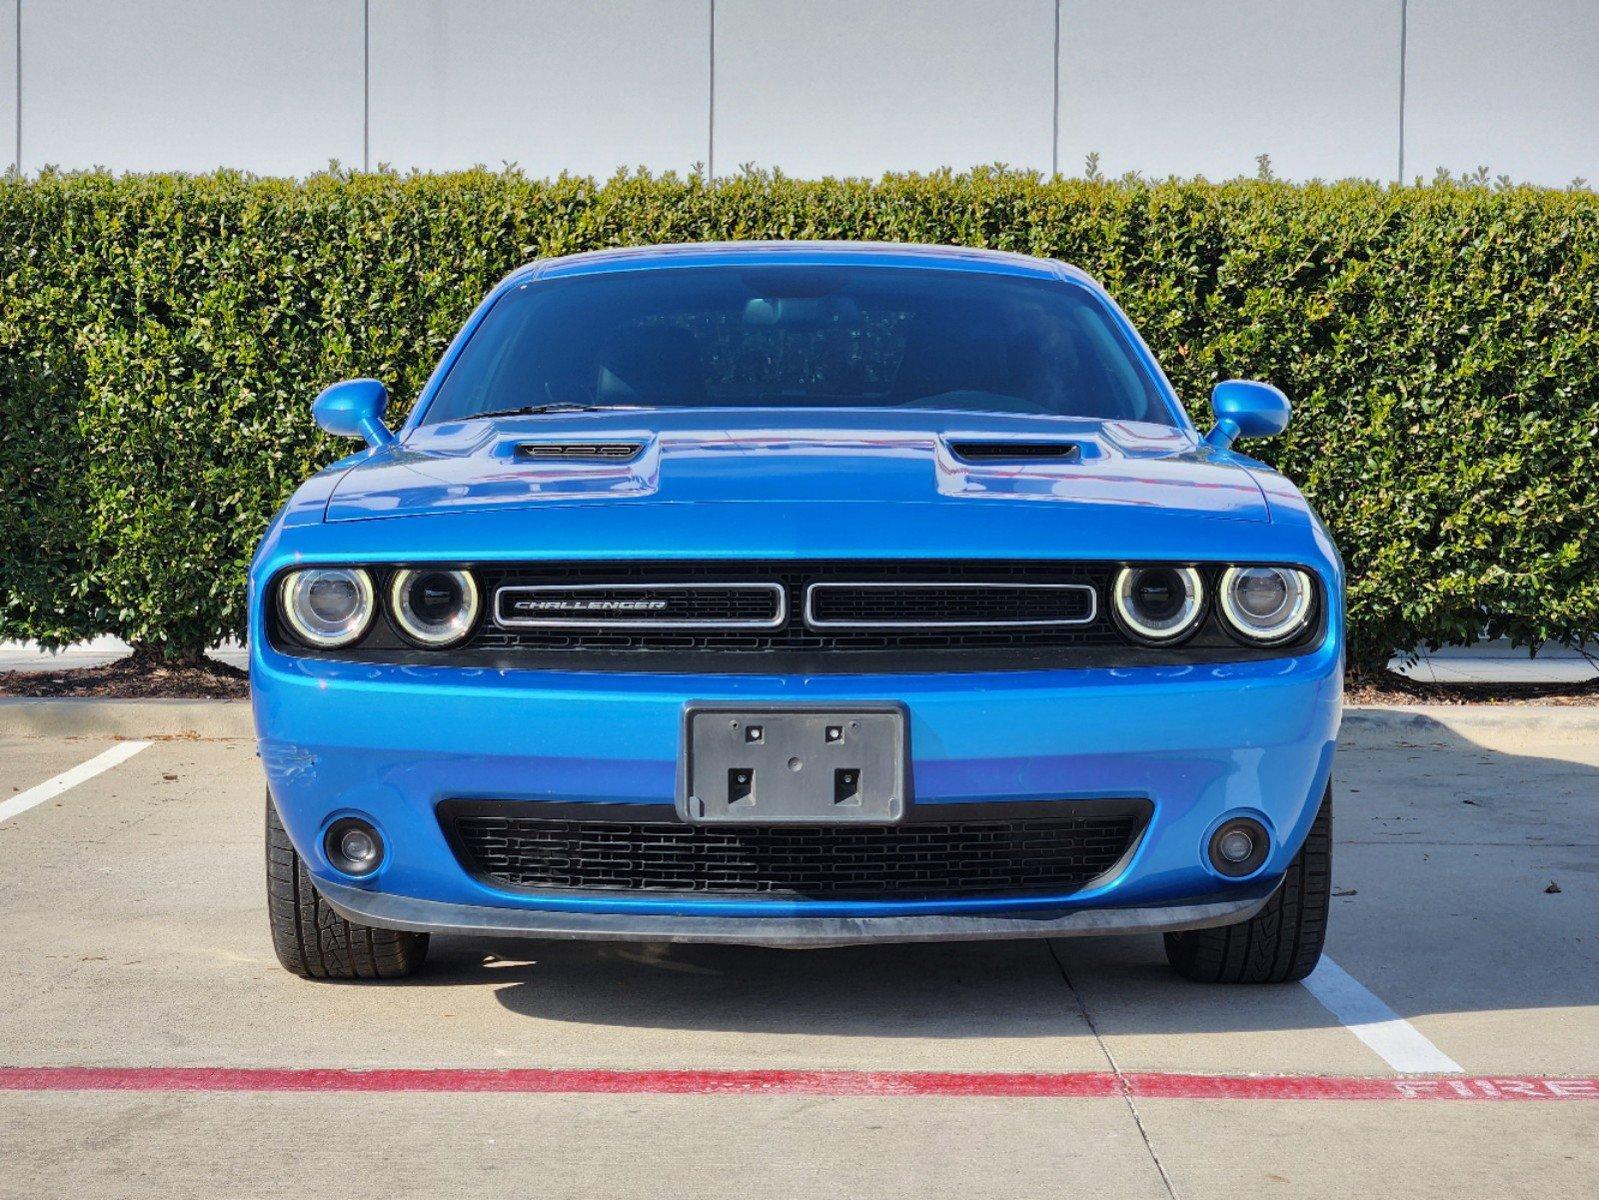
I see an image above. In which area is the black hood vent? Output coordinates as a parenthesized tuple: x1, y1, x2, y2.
(514, 440, 646, 462)
(947, 440, 1081, 463)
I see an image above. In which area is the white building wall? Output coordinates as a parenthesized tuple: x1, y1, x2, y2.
(5, 0, 1597, 185)
(2, 0, 15, 174)
(1059, 0, 1402, 182)
(369, 0, 708, 178)
(1405, 0, 1599, 186)
(713, 0, 1056, 178)
(19, 0, 362, 176)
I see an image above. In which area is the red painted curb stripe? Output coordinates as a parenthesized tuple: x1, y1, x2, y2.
(0, 1067, 1117, 1098)
(1, 1067, 1596, 1101)
(1127, 1073, 1599, 1101)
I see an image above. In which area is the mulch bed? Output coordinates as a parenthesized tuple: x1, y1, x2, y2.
(0, 656, 249, 700)
(1344, 670, 1599, 707)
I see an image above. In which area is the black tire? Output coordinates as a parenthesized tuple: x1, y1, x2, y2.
(1164, 787, 1331, 984)
(265, 793, 428, 980)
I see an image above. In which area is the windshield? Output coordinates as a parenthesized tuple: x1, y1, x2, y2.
(421, 264, 1178, 426)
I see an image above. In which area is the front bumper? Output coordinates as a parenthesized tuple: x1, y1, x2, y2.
(318, 878, 1275, 948)
(254, 629, 1341, 940)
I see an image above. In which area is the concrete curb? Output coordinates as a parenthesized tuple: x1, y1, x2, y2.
(0, 698, 254, 740)
(1339, 704, 1599, 738)
(1, 696, 1596, 742)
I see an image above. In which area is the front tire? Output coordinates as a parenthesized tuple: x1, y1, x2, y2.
(265, 794, 429, 980)
(1163, 787, 1331, 984)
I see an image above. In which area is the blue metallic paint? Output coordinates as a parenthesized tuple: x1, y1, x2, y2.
(319, 411, 1272, 524)
(311, 378, 396, 449)
(1205, 379, 1292, 450)
(252, 242, 1343, 937)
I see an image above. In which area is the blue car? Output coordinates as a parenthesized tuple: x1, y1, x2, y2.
(252, 241, 1342, 985)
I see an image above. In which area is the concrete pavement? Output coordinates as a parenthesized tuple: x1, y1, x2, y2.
(0, 703, 1595, 1198)
(1391, 640, 1599, 684)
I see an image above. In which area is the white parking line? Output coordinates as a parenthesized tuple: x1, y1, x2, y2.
(1303, 956, 1464, 1073)
(0, 742, 153, 825)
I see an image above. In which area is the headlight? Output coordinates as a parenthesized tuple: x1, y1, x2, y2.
(279, 568, 376, 648)
(1219, 566, 1314, 644)
(389, 568, 479, 647)
(1112, 566, 1204, 643)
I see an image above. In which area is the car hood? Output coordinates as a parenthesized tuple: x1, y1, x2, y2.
(321, 410, 1270, 524)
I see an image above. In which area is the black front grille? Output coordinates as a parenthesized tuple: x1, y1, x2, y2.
(441, 800, 1150, 900)
(806, 582, 1093, 627)
(472, 561, 1121, 656)
(269, 559, 1323, 672)
(496, 583, 782, 628)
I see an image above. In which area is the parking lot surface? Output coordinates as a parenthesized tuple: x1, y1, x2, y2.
(0, 703, 1595, 1198)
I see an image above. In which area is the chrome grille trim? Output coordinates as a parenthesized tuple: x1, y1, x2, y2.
(803, 581, 1098, 629)
(495, 582, 787, 629)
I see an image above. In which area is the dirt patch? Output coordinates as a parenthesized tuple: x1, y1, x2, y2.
(0, 656, 248, 700)
(1346, 669, 1599, 707)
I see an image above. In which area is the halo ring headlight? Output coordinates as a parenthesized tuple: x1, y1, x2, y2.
(389, 568, 480, 647)
(280, 567, 376, 648)
(1112, 566, 1205, 644)
(1219, 566, 1314, 644)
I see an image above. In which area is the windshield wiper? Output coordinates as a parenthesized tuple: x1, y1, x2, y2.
(465, 403, 648, 420)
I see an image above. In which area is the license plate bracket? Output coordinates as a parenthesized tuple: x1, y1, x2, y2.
(677, 702, 909, 825)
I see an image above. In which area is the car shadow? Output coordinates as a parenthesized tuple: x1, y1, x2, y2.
(412, 712, 1597, 1041)
(423, 935, 1102, 1040)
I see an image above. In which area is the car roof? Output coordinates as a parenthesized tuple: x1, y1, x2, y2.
(506, 241, 1096, 287)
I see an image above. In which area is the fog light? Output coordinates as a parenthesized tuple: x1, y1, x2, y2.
(1218, 828, 1255, 863)
(325, 818, 384, 877)
(1208, 817, 1269, 877)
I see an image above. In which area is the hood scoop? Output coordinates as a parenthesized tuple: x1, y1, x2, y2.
(514, 440, 647, 463)
(946, 439, 1081, 464)
(326, 417, 1272, 523)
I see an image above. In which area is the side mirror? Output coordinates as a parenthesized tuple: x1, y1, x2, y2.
(312, 378, 396, 449)
(1203, 380, 1290, 450)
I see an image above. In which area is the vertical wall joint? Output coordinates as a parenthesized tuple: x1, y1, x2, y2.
(362, 0, 370, 172)
(13, 0, 21, 173)
(1051, 0, 1060, 178)
(707, 0, 716, 179)
(1397, 0, 1408, 183)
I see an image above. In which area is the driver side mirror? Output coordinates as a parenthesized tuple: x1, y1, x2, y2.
(313, 378, 396, 449)
(1203, 380, 1290, 450)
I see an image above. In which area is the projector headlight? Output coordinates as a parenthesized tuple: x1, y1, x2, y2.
(279, 568, 376, 649)
(389, 568, 479, 647)
(1219, 566, 1314, 644)
(1112, 566, 1205, 644)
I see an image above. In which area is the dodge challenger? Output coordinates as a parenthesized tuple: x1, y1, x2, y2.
(252, 241, 1342, 984)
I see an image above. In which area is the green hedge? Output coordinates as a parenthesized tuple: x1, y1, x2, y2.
(2, 168, 1597, 670)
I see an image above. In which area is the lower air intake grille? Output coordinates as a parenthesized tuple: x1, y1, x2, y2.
(441, 800, 1149, 900)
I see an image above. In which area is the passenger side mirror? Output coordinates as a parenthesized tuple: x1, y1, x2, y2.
(1203, 380, 1290, 450)
(313, 378, 396, 448)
